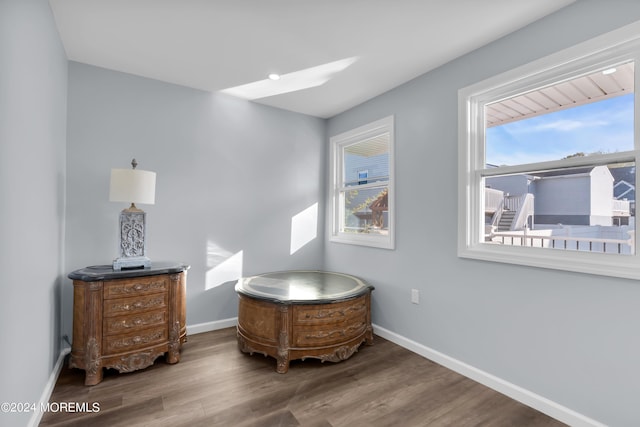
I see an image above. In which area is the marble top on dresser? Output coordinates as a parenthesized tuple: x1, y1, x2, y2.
(68, 262, 189, 281)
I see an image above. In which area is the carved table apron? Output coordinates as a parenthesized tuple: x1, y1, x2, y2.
(235, 270, 374, 373)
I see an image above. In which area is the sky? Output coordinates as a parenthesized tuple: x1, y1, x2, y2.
(486, 93, 634, 166)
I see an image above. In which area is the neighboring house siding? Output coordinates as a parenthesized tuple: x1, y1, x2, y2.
(611, 166, 636, 201)
(532, 174, 590, 218)
(485, 175, 529, 196)
(614, 180, 635, 200)
(533, 214, 590, 225)
(487, 166, 618, 226)
(345, 153, 389, 184)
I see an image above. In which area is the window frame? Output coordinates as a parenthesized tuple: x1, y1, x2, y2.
(458, 23, 640, 280)
(330, 115, 395, 249)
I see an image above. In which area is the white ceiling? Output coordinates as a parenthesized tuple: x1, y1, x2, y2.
(49, 0, 576, 119)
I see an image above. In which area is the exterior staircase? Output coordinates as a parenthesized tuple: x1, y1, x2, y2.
(497, 209, 516, 231)
(488, 193, 535, 234)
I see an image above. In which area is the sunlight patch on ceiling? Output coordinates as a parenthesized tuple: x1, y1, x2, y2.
(221, 57, 358, 100)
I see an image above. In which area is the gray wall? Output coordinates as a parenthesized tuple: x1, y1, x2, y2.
(0, 1, 68, 426)
(5, 1, 640, 426)
(65, 62, 326, 331)
(325, 2, 640, 426)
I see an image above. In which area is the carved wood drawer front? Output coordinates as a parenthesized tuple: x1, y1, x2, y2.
(104, 277, 168, 299)
(103, 310, 167, 336)
(293, 321, 367, 347)
(103, 326, 168, 354)
(103, 294, 168, 318)
(238, 297, 278, 343)
(294, 297, 367, 326)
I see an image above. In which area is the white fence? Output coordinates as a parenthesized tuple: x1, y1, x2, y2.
(488, 225, 635, 254)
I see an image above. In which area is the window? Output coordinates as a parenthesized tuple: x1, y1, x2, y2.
(330, 116, 395, 249)
(458, 24, 640, 279)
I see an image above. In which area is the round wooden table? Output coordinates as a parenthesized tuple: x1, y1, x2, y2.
(235, 270, 374, 373)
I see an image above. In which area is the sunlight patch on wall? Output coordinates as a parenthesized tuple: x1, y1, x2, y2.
(220, 57, 358, 100)
(206, 241, 244, 290)
(290, 203, 318, 255)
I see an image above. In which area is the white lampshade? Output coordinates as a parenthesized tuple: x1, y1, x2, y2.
(109, 168, 156, 205)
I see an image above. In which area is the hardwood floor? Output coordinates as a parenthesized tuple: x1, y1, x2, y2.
(40, 327, 565, 427)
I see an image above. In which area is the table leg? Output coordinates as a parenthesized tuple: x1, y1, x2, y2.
(277, 305, 290, 373)
(276, 351, 290, 373)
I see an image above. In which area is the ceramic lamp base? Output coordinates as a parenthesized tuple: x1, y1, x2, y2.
(113, 207, 151, 271)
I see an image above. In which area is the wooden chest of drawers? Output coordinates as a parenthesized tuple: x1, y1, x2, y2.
(68, 263, 188, 385)
(235, 271, 373, 373)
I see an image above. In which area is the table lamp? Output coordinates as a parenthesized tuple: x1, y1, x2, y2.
(109, 158, 156, 270)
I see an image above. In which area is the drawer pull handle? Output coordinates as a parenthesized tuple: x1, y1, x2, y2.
(114, 297, 164, 312)
(110, 330, 164, 349)
(112, 313, 164, 330)
(108, 281, 164, 295)
(304, 323, 365, 340)
(302, 304, 365, 320)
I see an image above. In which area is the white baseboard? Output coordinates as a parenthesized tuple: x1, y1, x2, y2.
(38, 321, 601, 427)
(187, 317, 237, 335)
(372, 324, 606, 427)
(28, 346, 71, 427)
(189, 320, 605, 425)
(30, 318, 236, 426)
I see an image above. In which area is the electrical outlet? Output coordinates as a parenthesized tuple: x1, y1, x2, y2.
(411, 289, 419, 304)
